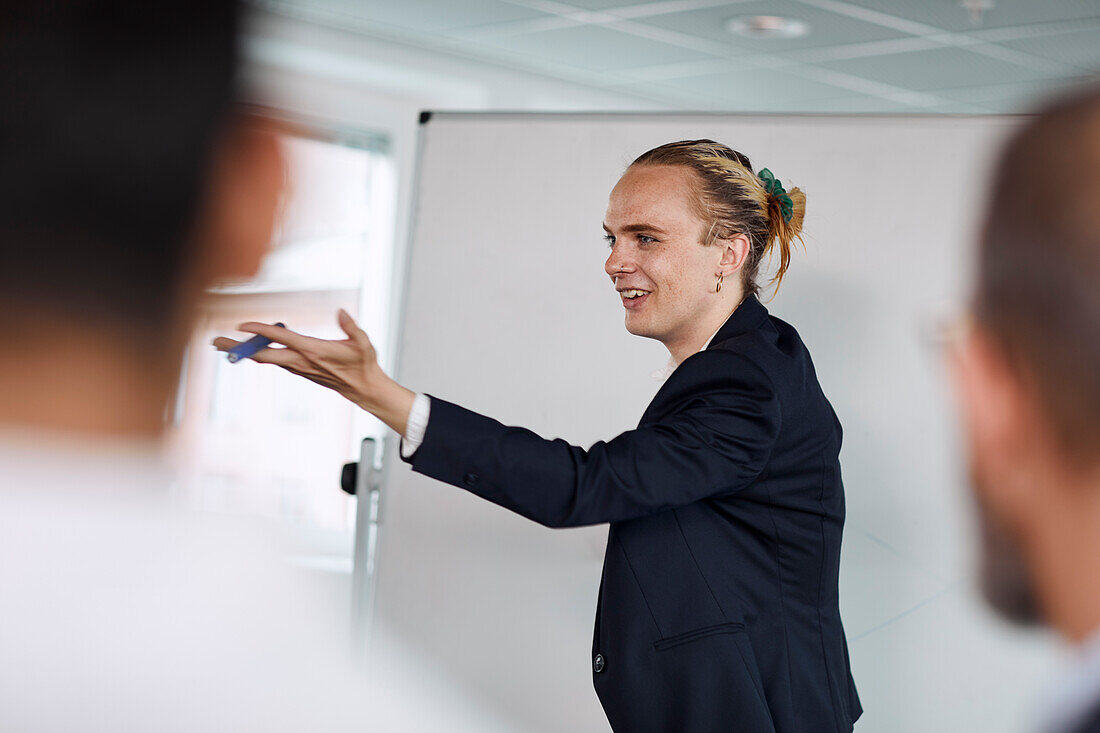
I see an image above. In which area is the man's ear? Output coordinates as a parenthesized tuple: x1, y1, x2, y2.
(718, 233, 751, 277)
(192, 114, 286, 284)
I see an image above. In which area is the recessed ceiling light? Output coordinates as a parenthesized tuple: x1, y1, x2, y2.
(959, 0, 994, 25)
(726, 15, 810, 40)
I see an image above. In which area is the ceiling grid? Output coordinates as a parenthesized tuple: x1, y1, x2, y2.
(251, 0, 1100, 113)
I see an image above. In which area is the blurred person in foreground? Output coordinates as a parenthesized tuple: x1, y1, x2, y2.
(948, 82, 1100, 733)
(0, 3, 508, 731)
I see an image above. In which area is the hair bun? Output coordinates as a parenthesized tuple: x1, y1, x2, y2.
(757, 169, 794, 224)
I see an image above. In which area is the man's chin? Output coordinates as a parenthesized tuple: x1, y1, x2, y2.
(623, 316, 648, 337)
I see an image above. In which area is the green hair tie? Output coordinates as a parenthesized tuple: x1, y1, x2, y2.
(758, 168, 794, 224)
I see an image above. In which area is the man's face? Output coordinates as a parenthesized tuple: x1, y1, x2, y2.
(950, 328, 1043, 626)
(603, 165, 719, 346)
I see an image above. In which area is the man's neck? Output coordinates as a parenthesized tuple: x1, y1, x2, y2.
(665, 296, 743, 365)
(0, 320, 182, 441)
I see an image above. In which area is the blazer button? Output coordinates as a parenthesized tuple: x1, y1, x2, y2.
(593, 653, 605, 673)
(463, 472, 479, 486)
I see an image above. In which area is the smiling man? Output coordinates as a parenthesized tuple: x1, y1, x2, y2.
(218, 139, 861, 732)
(604, 163, 758, 376)
(605, 164, 745, 364)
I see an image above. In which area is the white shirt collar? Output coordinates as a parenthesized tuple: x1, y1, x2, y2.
(649, 322, 725, 383)
(1035, 627, 1100, 733)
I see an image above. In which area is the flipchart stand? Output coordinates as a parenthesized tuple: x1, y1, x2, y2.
(340, 437, 383, 654)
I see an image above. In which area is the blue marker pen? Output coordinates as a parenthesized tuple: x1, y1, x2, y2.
(226, 322, 286, 363)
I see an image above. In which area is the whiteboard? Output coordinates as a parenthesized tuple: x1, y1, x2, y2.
(374, 113, 1062, 732)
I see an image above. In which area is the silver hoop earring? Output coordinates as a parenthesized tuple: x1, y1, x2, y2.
(716, 273, 723, 293)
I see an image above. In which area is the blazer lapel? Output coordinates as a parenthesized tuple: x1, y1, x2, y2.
(637, 295, 770, 426)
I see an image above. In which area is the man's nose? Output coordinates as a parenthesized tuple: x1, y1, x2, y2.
(605, 247, 633, 280)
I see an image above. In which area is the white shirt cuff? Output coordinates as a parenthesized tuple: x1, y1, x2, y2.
(400, 393, 431, 458)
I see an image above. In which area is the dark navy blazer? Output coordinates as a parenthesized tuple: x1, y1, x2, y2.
(401, 295, 862, 732)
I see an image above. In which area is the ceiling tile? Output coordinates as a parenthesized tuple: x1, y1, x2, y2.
(550, 0, 660, 8)
(657, 65, 862, 108)
(603, 80, 732, 109)
(633, 0, 910, 53)
(612, 58, 745, 83)
(820, 0, 1100, 34)
(1000, 28, 1100, 70)
(817, 46, 1059, 92)
(795, 94, 928, 112)
(935, 76, 1094, 112)
(474, 23, 722, 72)
(294, 0, 547, 33)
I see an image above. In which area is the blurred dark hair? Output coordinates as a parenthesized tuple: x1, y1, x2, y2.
(0, 1, 240, 333)
(974, 81, 1100, 466)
